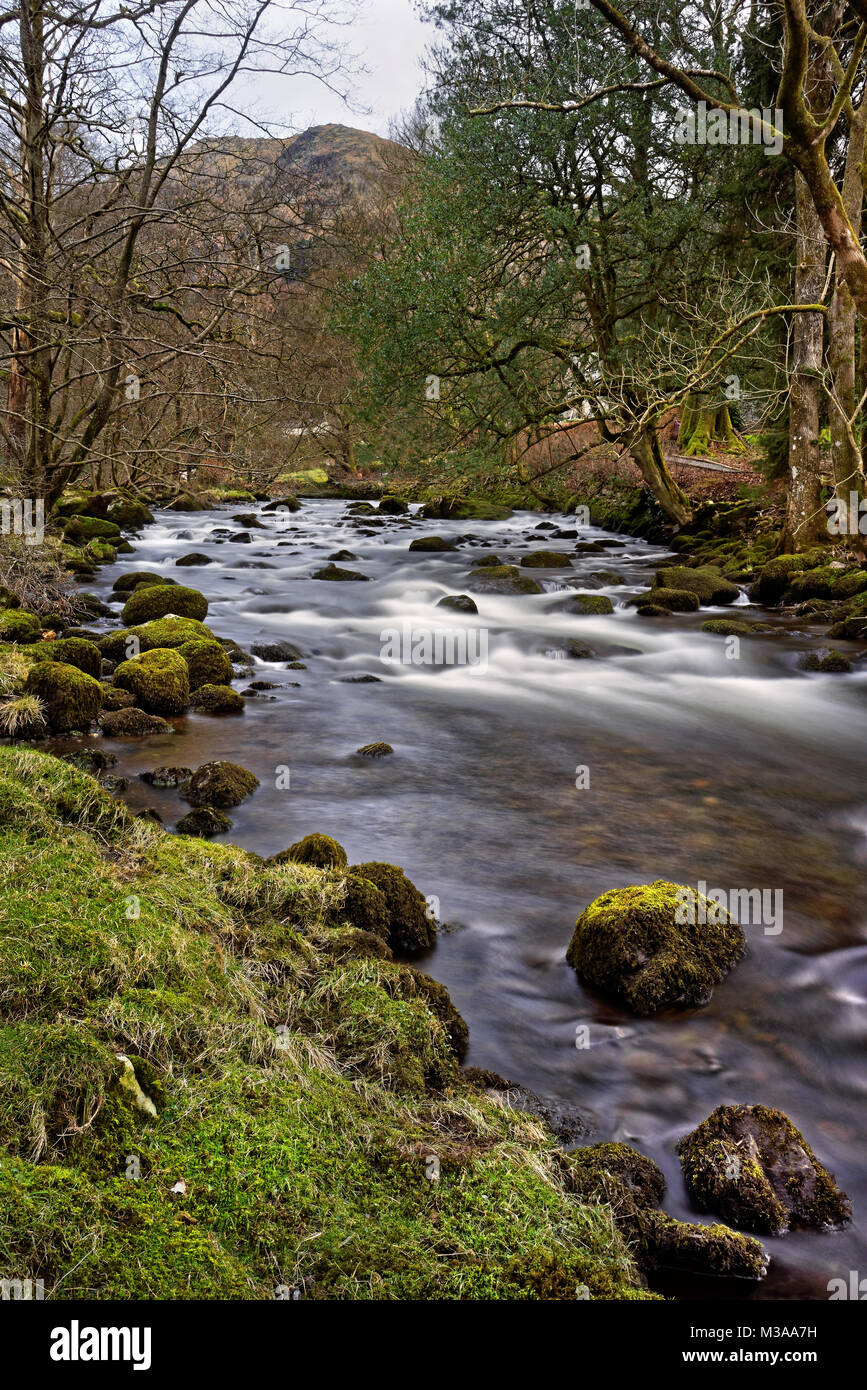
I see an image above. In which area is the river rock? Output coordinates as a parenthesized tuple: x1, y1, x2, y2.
(184, 760, 259, 808)
(437, 594, 478, 614)
(251, 639, 303, 662)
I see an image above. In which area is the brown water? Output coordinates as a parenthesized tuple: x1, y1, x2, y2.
(77, 497, 867, 1300)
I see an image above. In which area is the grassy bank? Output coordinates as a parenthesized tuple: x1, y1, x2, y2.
(0, 747, 650, 1300)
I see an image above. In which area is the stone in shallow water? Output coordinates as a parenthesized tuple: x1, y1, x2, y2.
(312, 563, 369, 582)
(437, 594, 478, 614)
(140, 766, 193, 789)
(176, 806, 232, 838)
(356, 741, 393, 757)
(250, 639, 303, 662)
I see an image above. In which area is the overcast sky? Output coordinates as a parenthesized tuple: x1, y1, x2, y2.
(236, 0, 433, 141)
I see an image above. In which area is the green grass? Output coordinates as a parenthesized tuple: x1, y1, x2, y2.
(0, 746, 652, 1300)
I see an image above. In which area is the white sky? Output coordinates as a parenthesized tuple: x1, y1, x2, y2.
(234, 0, 433, 140)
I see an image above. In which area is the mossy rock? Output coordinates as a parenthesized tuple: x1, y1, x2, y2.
(799, 649, 852, 673)
(28, 637, 102, 679)
(85, 539, 116, 565)
(467, 565, 543, 595)
(784, 566, 867, 603)
(176, 553, 214, 567)
(0, 610, 42, 644)
(189, 684, 244, 714)
(176, 806, 232, 837)
(520, 551, 574, 568)
(99, 707, 172, 736)
(422, 498, 513, 521)
(566, 880, 745, 1015)
(327, 872, 390, 939)
(356, 741, 393, 758)
(185, 760, 259, 808)
(165, 492, 215, 512)
(753, 550, 828, 605)
(312, 563, 369, 582)
(262, 495, 300, 513)
(378, 495, 409, 515)
(272, 833, 348, 869)
(566, 1142, 666, 1208)
(653, 565, 739, 606)
(99, 617, 213, 662)
(700, 619, 773, 636)
(409, 971, 469, 1061)
(322, 926, 394, 963)
(557, 593, 614, 616)
(121, 584, 208, 626)
(178, 639, 233, 690)
(111, 571, 175, 594)
(349, 862, 435, 955)
(436, 594, 478, 614)
(25, 661, 102, 733)
(100, 686, 137, 712)
(140, 766, 193, 789)
(677, 1104, 852, 1234)
(104, 498, 154, 529)
(113, 648, 190, 716)
(63, 515, 122, 545)
(828, 615, 867, 639)
(631, 587, 699, 613)
(408, 536, 457, 552)
(635, 603, 671, 618)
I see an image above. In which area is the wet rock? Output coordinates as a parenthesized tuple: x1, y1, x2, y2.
(494, 1086, 592, 1146)
(631, 587, 700, 613)
(262, 495, 300, 513)
(467, 564, 543, 595)
(176, 553, 214, 567)
(799, 649, 852, 673)
(328, 549, 358, 561)
(100, 707, 172, 737)
(356, 741, 393, 757)
(520, 550, 574, 568)
(677, 1104, 852, 1234)
(566, 880, 745, 1015)
(437, 594, 478, 614)
(140, 766, 193, 789)
(99, 686, 137, 712)
(112, 571, 176, 593)
(378, 495, 409, 515)
(271, 832, 347, 869)
(654, 565, 739, 607)
(250, 639, 303, 662)
(25, 662, 102, 733)
(339, 673, 381, 683)
(176, 807, 232, 838)
(189, 683, 245, 713)
(701, 619, 773, 636)
(184, 760, 259, 808)
(409, 536, 457, 552)
(121, 583, 208, 625)
(553, 593, 614, 616)
(349, 861, 436, 954)
(245, 680, 279, 691)
(229, 531, 252, 543)
(113, 648, 190, 715)
(178, 638, 233, 690)
(312, 563, 369, 582)
(231, 513, 265, 528)
(635, 603, 670, 618)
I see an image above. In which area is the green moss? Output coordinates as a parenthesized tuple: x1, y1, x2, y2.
(111, 571, 175, 593)
(653, 566, 739, 606)
(25, 661, 103, 733)
(408, 536, 457, 552)
(113, 648, 190, 715)
(350, 862, 436, 955)
(784, 566, 867, 603)
(632, 587, 699, 613)
(185, 760, 259, 808)
(273, 833, 348, 869)
(520, 551, 574, 568)
(28, 637, 102, 679)
(562, 593, 614, 615)
(466, 565, 543, 595)
(63, 515, 121, 545)
(753, 550, 828, 604)
(677, 1104, 851, 1234)
(566, 880, 745, 1015)
(189, 684, 244, 713)
(99, 617, 214, 661)
(327, 873, 390, 940)
(0, 609, 42, 643)
(700, 619, 773, 636)
(174, 640, 231, 690)
(121, 584, 208, 626)
(378, 495, 409, 515)
(800, 650, 852, 673)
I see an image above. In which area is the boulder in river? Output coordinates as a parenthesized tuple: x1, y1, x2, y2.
(554, 593, 614, 615)
(378, 495, 409, 515)
(262, 495, 300, 513)
(99, 707, 173, 737)
(520, 550, 574, 568)
(111, 571, 176, 593)
(176, 553, 214, 567)
(437, 594, 478, 614)
(25, 661, 102, 733)
(140, 766, 193, 789)
(185, 760, 259, 808)
(799, 649, 852, 673)
(271, 832, 348, 869)
(189, 683, 244, 713)
(178, 638, 233, 689)
(121, 583, 208, 626)
(99, 616, 214, 661)
(356, 742, 393, 757)
(700, 619, 773, 636)
(677, 1104, 852, 1234)
(312, 563, 369, 582)
(653, 565, 740, 606)
(250, 639, 304, 662)
(466, 564, 543, 595)
(630, 587, 699, 613)
(409, 536, 457, 552)
(113, 648, 190, 716)
(28, 637, 102, 679)
(566, 880, 745, 1015)
(350, 861, 436, 955)
(176, 806, 233, 838)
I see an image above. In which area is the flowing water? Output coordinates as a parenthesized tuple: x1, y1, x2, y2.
(79, 497, 867, 1299)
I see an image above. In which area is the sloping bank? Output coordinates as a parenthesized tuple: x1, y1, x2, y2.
(0, 746, 652, 1301)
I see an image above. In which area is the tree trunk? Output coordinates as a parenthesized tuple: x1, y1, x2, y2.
(677, 394, 742, 456)
(629, 421, 692, 525)
(782, 174, 827, 551)
(828, 101, 867, 513)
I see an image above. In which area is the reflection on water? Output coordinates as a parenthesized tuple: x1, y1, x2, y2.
(79, 498, 867, 1300)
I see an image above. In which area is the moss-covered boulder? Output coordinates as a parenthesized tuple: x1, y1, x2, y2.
(272, 833, 348, 869)
(558, 593, 615, 615)
(653, 565, 739, 606)
(121, 584, 208, 626)
(28, 638, 102, 679)
(563, 1143, 768, 1281)
(436, 594, 478, 614)
(262, 495, 300, 513)
(566, 881, 745, 1015)
(113, 648, 190, 716)
(467, 565, 543, 595)
(104, 497, 154, 529)
(312, 563, 369, 582)
(98, 708, 172, 736)
(63, 515, 121, 546)
(189, 684, 244, 714)
(408, 536, 457, 552)
(111, 571, 175, 594)
(753, 550, 827, 605)
(99, 686, 137, 712)
(631, 587, 699, 613)
(784, 566, 867, 603)
(176, 807, 232, 838)
(378, 495, 409, 515)
(520, 551, 574, 568)
(85, 539, 116, 565)
(327, 873, 390, 939)
(185, 760, 259, 809)
(25, 661, 102, 733)
(800, 649, 852, 673)
(701, 619, 773, 636)
(677, 1104, 852, 1234)
(178, 639, 233, 689)
(422, 498, 513, 521)
(356, 741, 393, 757)
(176, 553, 214, 567)
(0, 610, 42, 644)
(349, 862, 435, 955)
(99, 617, 213, 662)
